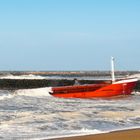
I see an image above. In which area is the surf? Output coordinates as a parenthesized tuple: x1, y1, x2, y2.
(14, 87, 52, 97)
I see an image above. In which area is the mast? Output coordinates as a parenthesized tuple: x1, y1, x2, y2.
(111, 57, 115, 83)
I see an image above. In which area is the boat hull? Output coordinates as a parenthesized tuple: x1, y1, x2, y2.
(50, 78, 137, 98)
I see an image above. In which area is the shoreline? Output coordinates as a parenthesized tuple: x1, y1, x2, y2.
(48, 128, 140, 140)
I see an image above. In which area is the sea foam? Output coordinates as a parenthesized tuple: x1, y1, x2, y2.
(14, 87, 52, 97)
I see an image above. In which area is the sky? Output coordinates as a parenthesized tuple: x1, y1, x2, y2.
(0, 0, 140, 71)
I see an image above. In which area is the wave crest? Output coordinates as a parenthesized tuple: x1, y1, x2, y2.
(14, 87, 52, 97)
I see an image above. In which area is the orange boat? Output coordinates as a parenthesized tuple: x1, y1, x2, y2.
(50, 58, 138, 98)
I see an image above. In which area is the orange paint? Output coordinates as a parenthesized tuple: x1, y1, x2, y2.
(50, 78, 137, 98)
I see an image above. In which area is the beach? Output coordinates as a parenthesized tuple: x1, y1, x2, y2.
(51, 128, 140, 140)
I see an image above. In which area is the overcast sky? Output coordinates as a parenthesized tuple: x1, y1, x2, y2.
(0, 0, 140, 71)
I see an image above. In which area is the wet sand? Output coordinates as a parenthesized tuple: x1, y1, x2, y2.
(50, 128, 140, 140)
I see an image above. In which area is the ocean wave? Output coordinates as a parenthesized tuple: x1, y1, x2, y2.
(0, 74, 45, 79)
(14, 87, 52, 97)
(0, 87, 53, 100)
(127, 73, 140, 80)
(0, 88, 140, 139)
(0, 93, 14, 100)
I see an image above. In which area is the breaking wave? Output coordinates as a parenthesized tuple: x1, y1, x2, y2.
(0, 74, 45, 79)
(14, 87, 52, 97)
(0, 87, 53, 101)
(0, 93, 14, 100)
(0, 89, 140, 139)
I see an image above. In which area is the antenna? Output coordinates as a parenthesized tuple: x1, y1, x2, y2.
(111, 57, 115, 83)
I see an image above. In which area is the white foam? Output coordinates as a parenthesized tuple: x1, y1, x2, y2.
(134, 92, 140, 95)
(0, 74, 45, 79)
(0, 87, 53, 100)
(111, 126, 140, 132)
(114, 78, 138, 84)
(0, 94, 14, 100)
(38, 129, 106, 140)
(127, 73, 140, 80)
(14, 87, 52, 97)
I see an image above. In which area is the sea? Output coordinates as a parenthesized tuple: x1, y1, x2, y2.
(0, 73, 140, 140)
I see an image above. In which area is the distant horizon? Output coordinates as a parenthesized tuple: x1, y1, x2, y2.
(0, 0, 140, 71)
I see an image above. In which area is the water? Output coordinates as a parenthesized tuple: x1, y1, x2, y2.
(0, 74, 140, 139)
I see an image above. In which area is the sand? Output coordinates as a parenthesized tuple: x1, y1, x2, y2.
(49, 128, 140, 140)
